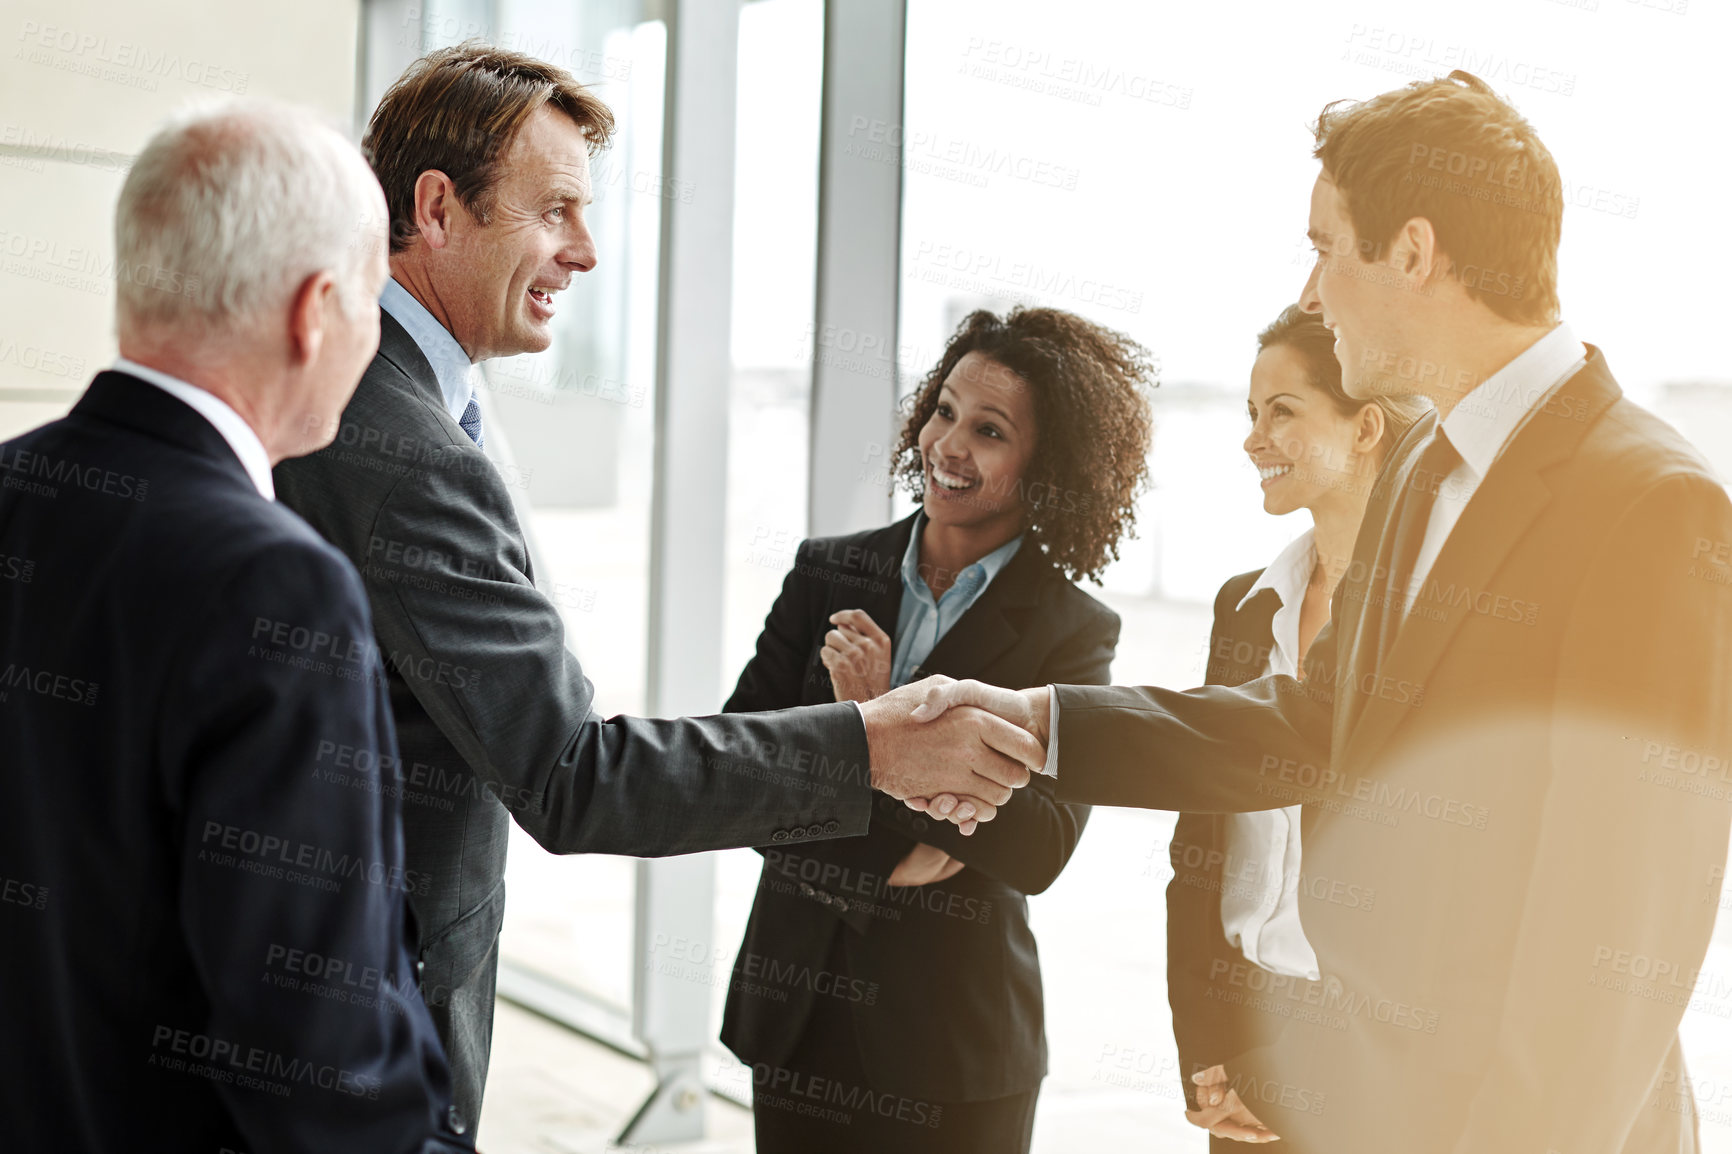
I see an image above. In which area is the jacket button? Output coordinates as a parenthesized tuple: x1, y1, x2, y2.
(806, 823, 824, 838)
(824, 820, 841, 834)
(771, 829, 788, 842)
(446, 1105, 467, 1135)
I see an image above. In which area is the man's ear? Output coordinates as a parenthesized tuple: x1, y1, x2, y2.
(1354, 400, 1387, 456)
(288, 270, 337, 366)
(1390, 215, 1446, 284)
(411, 169, 459, 249)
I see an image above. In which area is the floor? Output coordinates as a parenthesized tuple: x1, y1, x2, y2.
(475, 991, 1206, 1154)
(476, 1002, 756, 1154)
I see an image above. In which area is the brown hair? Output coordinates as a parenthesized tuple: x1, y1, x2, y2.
(1312, 70, 1561, 325)
(1256, 305, 1429, 454)
(891, 307, 1155, 584)
(364, 41, 616, 254)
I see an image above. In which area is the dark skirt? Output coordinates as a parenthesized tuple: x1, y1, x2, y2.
(749, 935, 1039, 1154)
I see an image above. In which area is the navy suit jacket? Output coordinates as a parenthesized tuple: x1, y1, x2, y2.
(0, 372, 468, 1153)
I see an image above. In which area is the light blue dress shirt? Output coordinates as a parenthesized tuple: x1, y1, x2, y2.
(379, 276, 477, 422)
(889, 513, 1024, 687)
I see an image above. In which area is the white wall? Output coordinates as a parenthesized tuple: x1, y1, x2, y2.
(0, 0, 361, 437)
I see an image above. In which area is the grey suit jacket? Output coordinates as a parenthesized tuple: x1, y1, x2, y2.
(275, 310, 873, 1122)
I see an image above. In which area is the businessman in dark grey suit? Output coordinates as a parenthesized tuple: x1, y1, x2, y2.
(918, 73, 1732, 1152)
(274, 44, 1035, 1129)
(0, 102, 470, 1153)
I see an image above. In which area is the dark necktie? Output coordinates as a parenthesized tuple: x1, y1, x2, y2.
(458, 392, 485, 449)
(1377, 429, 1462, 665)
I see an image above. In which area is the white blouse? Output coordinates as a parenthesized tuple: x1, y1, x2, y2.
(1218, 529, 1322, 981)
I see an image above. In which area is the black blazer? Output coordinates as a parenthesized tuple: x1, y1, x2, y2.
(1047, 351, 1732, 1152)
(0, 373, 467, 1153)
(275, 310, 874, 1121)
(1167, 569, 1288, 1106)
(719, 513, 1118, 1102)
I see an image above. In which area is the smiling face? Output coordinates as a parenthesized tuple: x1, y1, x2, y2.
(1300, 172, 1413, 402)
(1243, 343, 1382, 517)
(917, 351, 1039, 536)
(433, 105, 597, 361)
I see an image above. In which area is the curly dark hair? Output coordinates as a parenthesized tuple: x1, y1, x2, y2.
(891, 307, 1155, 583)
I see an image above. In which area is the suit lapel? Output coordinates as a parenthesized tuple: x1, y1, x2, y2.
(815, 514, 911, 648)
(915, 538, 1045, 683)
(1330, 412, 1438, 750)
(375, 308, 445, 408)
(1340, 353, 1622, 767)
(854, 516, 912, 629)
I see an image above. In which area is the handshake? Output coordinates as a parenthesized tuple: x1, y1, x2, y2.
(857, 677, 1055, 835)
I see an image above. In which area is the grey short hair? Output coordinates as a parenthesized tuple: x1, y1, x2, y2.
(115, 99, 386, 339)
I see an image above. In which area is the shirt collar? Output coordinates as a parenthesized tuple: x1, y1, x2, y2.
(1236, 527, 1315, 613)
(900, 511, 1024, 605)
(112, 357, 274, 499)
(379, 276, 477, 421)
(1441, 322, 1588, 480)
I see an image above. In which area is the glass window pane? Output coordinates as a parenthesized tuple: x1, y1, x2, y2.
(714, 0, 826, 1045)
(484, 4, 667, 1018)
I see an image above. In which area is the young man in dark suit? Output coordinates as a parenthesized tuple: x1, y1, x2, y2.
(0, 103, 471, 1152)
(922, 72, 1732, 1152)
(273, 45, 1037, 1128)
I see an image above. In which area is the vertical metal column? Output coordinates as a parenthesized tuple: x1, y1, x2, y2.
(358, 0, 426, 131)
(807, 0, 907, 537)
(626, 0, 740, 1143)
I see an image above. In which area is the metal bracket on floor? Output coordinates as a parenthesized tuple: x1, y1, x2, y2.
(617, 1056, 708, 1146)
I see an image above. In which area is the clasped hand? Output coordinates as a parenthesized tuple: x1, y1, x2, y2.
(1186, 1065, 1280, 1143)
(856, 669, 1050, 835)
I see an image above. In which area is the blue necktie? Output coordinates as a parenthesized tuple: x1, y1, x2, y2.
(458, 392, 484, 449)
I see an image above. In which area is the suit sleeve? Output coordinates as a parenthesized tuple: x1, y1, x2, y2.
(723, 541, 913, 933)
(1051, 619, 1337, 814)
(364, 452, 871, 857)
(1447, 475, 1732, 1153)
(168, 542, 469, 1154)
(874, 604, 1116, 895)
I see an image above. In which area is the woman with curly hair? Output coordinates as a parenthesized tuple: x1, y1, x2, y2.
(719, 306, 1155, 1154)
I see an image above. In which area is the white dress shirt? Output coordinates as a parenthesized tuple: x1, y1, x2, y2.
(1218, 529, 1321, 979)
(379, 276, 480, 422)
(1398, 322, 1587, 612)
(112, 357, 274, 499)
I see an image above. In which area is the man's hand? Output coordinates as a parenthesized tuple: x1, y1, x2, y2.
(910, 679, 1050, 749)
(820, 609, 892, 702)
(1185, 1065, 1281, 1143)
(904, 680, 1051, 820)
(858, 676, 1040, 835)
(887, 843, 964, 887)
